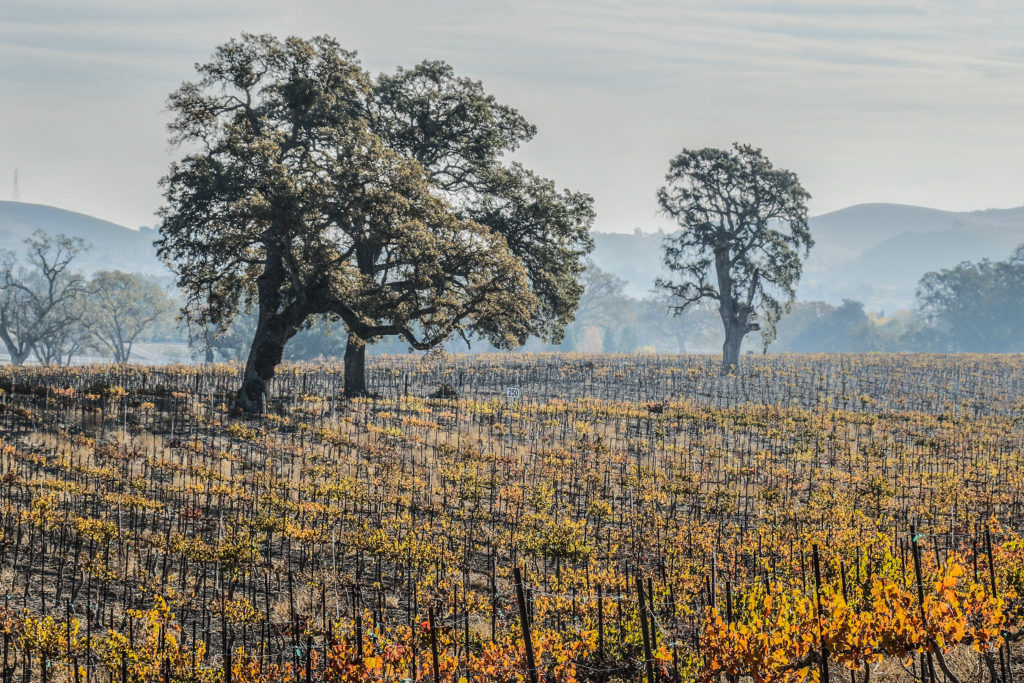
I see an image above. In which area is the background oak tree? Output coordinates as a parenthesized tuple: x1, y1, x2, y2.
(0, 231, 89, 366)
(656, 143, 812, 371)
(86, 271, 175, 363)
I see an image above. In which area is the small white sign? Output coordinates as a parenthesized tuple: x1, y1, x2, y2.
(505, 387, 521, 400)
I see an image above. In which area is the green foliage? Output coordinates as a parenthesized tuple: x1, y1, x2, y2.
(86, 271, 175, 363)
(917, 244, 1024, 352)
(157, 34, 593, 408)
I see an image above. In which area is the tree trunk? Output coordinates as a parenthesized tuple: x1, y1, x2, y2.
(675, 331, 688, 354)
(0, 332, 30, 365)
(236, 314, 296, 414)
(344, 334, 369, 398)
(721, 324, 744, 373)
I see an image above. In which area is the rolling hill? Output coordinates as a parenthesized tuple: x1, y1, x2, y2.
(593, 203, 1024, 311)
(0, 201, 164, 274)
(5, 199, 1024, 312)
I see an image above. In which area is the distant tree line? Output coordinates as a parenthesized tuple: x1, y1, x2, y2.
(5, 227, 1020, 369)
(915, 245, 1024, 352)
(550, 244, 1024, 355)
(0, 231, 178, 365)
(768, 246, 1024, 354)
(197, 240, 1024, 362)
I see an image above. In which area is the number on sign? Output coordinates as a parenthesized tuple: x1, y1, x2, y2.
(505, 387, 521, 400)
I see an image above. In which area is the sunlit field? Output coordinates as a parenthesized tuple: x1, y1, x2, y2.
(0, 354, 1022, 682)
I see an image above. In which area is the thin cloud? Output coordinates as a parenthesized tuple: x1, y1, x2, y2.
(2, 0, 1023, 231)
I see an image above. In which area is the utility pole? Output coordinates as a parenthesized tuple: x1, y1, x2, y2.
(10, 170, 20, 201)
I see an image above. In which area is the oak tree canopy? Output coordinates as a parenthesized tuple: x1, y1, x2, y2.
(157, 35, 594, 411)
(656, 143, 811, 371)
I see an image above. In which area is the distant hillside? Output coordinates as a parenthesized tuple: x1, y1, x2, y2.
(800, 203, 1024, 310)
(593, 203, 1024, 311)
(6, 199, 1024, 313)
(830, 226, 1021, 295)
(0, 201, 165, 274)
(809, 203, 965, 257)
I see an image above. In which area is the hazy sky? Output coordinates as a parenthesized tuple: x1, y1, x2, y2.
(3, 0, 1023, 232)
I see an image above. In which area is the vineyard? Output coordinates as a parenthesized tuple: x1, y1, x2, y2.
(0, 353, 1022, 682)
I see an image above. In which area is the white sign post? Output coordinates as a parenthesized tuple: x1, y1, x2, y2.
(504, 387, 521, 449)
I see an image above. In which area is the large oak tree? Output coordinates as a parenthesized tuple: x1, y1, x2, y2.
(656, 143, 811, 371)
(157, 35, 594, 411)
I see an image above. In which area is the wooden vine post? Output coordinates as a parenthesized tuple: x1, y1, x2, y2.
(910, 528, 937, 683)
(637, 575, 656, 683)
(428, 603, 440, 683)
(985, 526, 1011, 683)
(513, 567, 539, 683)
(812, 545, 830, 683)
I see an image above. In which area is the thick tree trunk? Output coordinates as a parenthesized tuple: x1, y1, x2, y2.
(721, 324, 744, 373)
(0, 332, 30, 366)
(236, 314, 296, 414)
(344, 334, 368, 398)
